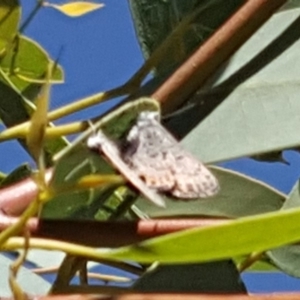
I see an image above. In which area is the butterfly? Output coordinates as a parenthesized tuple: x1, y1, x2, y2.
(122, 111, 219, 199)
(87, 111, 219, 207)
(87, 129, 166, 207)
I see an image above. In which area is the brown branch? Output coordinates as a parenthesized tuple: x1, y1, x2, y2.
(35, 218, 229, 247)
(154, 0, 288, 113)
(0, 217, 228, 247)
(0, 169, 53, 216)
(7, 292, 300, 300)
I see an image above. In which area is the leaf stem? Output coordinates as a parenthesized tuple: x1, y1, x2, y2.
(3, 237, 118, 263)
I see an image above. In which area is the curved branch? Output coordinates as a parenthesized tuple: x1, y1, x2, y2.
(154, 0, 287, 113)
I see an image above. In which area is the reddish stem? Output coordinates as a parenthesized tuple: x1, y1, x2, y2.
(154, 0, 287, 113)
(0, 216, 228, 247)
(0, 169, 53, 216)
(8, 292, 300, 300)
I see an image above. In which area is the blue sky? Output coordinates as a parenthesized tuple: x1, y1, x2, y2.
(0, 0, 144, 172)
(1, 0, 300, 292)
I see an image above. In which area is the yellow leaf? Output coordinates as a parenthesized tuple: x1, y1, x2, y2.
(43, 2, 105, 17)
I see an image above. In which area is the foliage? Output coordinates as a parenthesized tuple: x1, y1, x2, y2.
(0, 0, 300, 297)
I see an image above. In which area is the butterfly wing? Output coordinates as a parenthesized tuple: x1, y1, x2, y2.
(123, 112, 219, 199)
(167, 149, 219, 198)
(87, 132, 166, 207)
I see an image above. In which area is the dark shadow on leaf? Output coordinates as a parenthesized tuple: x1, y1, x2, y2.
(132, 260, 247, 293)
(0, 0, 19, 29)
(165, 14, 300, 138)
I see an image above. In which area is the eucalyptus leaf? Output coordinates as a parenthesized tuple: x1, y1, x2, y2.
(267, 180, 300, 277)
(42, 146, 118, 219)
(136, 166, 285, 218)
(25, 249, 65, 269)
(234, 255, 278, 272)
(54, 97, 160, 161)
(176, 8, 300, 164)
(104, 206, 300, 264)
(0, 163, 31, 188)
(45, 98, 162, 219)
(0, 254, 50, 297)
(250, 151, 289, 164)
(129, 0, 244, 75)
(0, 76, 67, 163)
(0, 0, 20, 54)
(0, 79, 30, 127)
(0, 33, 66, 162)
(26, 62, 51, 161)
(279, 0, 300, 11)
(98, 98, 160, 140)
(0, 35, 64, 93)
(133, 261, 246, 293)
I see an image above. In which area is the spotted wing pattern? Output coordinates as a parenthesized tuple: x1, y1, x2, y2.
(122, 112, 219, 199)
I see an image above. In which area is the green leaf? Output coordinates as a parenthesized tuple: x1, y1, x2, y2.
(100, 98, 160, 140)
(0, 254, 50, 297)
(279, 0, 300, 11)
(0, 163, 31, 188)
(178, 7, 300, 164)
(132, 262, 246, 293)
(234, 256, 278, 272)
(0, 79, 30, 127)
(0, 35, 66, 161)
(0, 35, 64, 93)
(45, 98, 161, 219)
(54, 97, 160, 160)
(26, 63, 52, 161)
(129, 0, 244, 75)
(267, 180, 300, 277)
(0, 72, 67, 164)
(44, 147, 134, 220)
(250, 150, 289, 163)
(0, 0, 20, 54)
(0, 171, 6, 182)
(43, 135, 69, 162)
(25, 249, 65, 269)
(103, 206, 300, 264)
(42, 146, 118, 219)
(136, 166, 285, 218)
